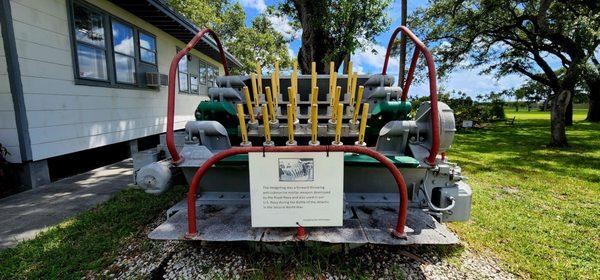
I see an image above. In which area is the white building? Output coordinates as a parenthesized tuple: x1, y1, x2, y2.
(0, 0, 241, 188)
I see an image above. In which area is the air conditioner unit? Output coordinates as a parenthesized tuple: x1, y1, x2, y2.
(146, 72, 169, 87)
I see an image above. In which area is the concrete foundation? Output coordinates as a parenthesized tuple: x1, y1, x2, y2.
(18, 160, 50, 189)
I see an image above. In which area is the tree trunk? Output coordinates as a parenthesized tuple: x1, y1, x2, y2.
(293, 1, 345, 74)
(342, 54, 350, 74)
(549, 89, 571, 147)
(542, 99, 549, 111)
(565, 97, 573, 126)
(585, 77, 600, 122)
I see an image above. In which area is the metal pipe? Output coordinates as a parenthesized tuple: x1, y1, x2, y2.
(185, 145, 409, 239)
(167, 28, 229, 165)
(402, 48, 420, 101)
(381, 26, 440, 166)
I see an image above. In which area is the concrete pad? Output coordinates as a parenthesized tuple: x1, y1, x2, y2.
(0, 159, 133, 249)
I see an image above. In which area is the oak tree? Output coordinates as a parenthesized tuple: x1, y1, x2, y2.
(411, 0, 600, 147)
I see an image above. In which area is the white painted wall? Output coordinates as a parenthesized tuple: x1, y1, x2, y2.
(0, 22, 22, 163)
(10, 0, 224, 161)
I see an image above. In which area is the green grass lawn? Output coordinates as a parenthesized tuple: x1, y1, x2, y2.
(0, 186, 187, 279)
(449, 108, 600, 279)
(0, 108, 597, 279)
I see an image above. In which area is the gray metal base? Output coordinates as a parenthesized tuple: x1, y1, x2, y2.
(149, 199, 459, 245)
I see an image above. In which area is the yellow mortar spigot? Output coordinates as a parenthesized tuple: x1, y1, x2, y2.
(352, 86, 365, 123)
(332, 86, 341, 121)
(349, 72, 358, 107)
(243, 86, 255, 123)
(265, 86, 276, 122)
(310, 103, 318, 145)
(287, 87, 297, 121)
(346, 61, 353, 100)
(273, 61, 280, 107)
(251, 73, 259, 106)
(261, 104, 272, 144)
(334, 103, 344, 145)
(311, 61, 317, 90)
(256, 63, 263, 98)
(287, 103, 295, 144)
(236, 103, 250, 145)
(357, 103, 369, 145)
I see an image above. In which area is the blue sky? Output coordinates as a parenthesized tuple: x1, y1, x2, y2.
(238, 0, 528, 98)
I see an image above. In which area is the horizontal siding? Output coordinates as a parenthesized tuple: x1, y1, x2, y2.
(10, 1, 69, 37)
(0, 92, 15, 111)
(12, 0, 224, 161)
(0, 22, 22, 163)
(32, 124, 176, 160)
(14, 39, 71, 66)
(28, 115, 193, 145)
(12, 20, 70, 51)
(13, 0, 67, 19)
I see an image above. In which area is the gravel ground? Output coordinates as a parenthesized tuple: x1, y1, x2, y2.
(97, 218, 517, 279)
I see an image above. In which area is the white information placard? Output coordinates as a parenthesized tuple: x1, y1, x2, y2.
(248, 152, 344, 227)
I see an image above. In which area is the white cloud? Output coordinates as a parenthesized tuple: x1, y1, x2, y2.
(239, 0, 267, 12)
(409, 67, 526, 99)
(267, 14, 301, 40)
(351, 39, 398, 76)
(239, 0, 299, 40)
(350, 40, 526, 99)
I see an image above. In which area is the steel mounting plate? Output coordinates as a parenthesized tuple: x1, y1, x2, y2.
(149, 201, 459, 245)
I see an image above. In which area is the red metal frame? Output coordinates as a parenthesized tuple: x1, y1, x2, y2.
(167, 28, 230, 165)
(186, 145, 409, 239)
(381, 26, 440, 166)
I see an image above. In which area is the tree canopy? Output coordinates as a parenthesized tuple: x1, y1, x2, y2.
(168, 0, 292, 74)
(411, 0, 600, 147)
(277, 0, 393, 73)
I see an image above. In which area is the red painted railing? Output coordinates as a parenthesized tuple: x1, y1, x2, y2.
(185, 145, 409, 239)
(381, 26, 440, 166)
(166, 28, 230, 164)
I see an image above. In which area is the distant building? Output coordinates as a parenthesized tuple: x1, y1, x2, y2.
(0, 0, 241, 188)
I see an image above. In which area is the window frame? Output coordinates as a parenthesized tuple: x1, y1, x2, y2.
(70, 1, 110, 83)
(189, 74, 199, 95)
(110, 19, 137, 85)
(177, 52, 218, 96)
(177, 51, 189, 93)
(66, 0, 158, 89)
(138, 31, 158, 66)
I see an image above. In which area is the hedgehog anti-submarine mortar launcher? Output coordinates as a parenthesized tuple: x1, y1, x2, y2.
(141, 26, 472, 245)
